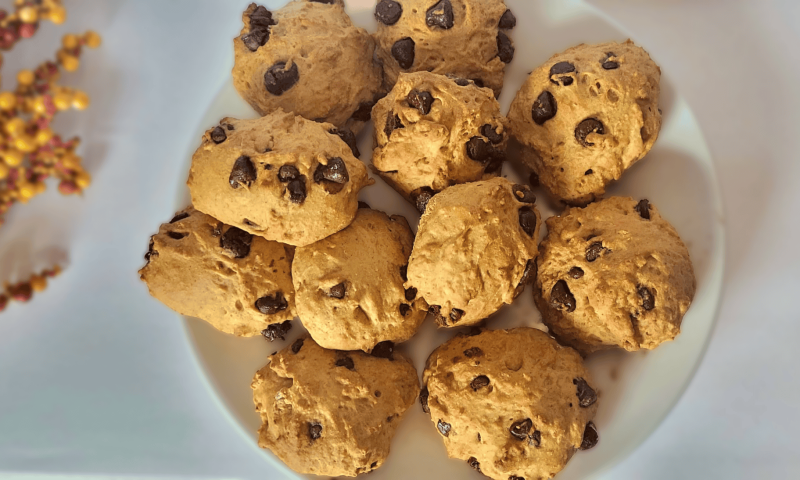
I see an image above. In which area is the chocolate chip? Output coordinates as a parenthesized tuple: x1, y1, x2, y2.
(399, 264, 408, 282)
(575, 118, 605, 147)
(531, 430, 542, 447)
(371, 341, 394, 360)
(550, 280, 576, 312)
(569, 267, 584, 279)
(210, 126, 227, 144)
(510, 418, 532, 440)
(314, 157, 349, 186)
(167, 231, 186, 240)
(405, 287, 417, 301)
(278, 164, 300, 182)
(509, 477, 525, 480)
(144, 238, 156, 263)
(169, 212, 190, 223)
(351, 100, 375, 122)
(601, 52, 619, 70)
(580, 421, 599, 450)
(358, 201, 370, 209)
(375, 0, 402, 25)
(255, 292, 288, 314)
(437, 419, 451, 437)
(480, 124, 503, 144)
(412, 187, 435, 214)
(467, 457, 481, 473)
(484, 154, 504, 175)
(470, 375, 490, 391)
(260, 320, 292, 341)
(226, 124, 235, 131)
(406, 90, 434, 115)
(529, 171, 540, 187)
(328, 282, 346, 299)
(450, 308, 464, 323)
(399, 303, 411, 316)
(585, 169, 593, 175)
(464, 347, 483, 358)
(497, 32, 514, 63)
(264, 62, 299, 96)
(391, 37, 415, 69)
(330, 128, 360, 158)
(229, 155, 256, 189)
(574, 378, 597, 407)
(212, 223, 222, 237)
(249, 5, 275, 29)
(449, 75, 471, 87)
(549, 61, 576, 86)
(291, 338, 304, 353)
(532, 91, 557, 125)
(499, 9, 516, 29)
(384, 112, 404, 139)
(242, 28, 270, 52)
(466, 136, 495, 164)
(471, 78, 485, 88)
(512, 184, 536, 204)
(426, 0, 454, 29)
(635, 199, 651, 220)
(287, 178, 307, 204)
(586, 242, 606, 262)
(518, 259, 535, 286)
(220, 226, 253, 258)
(308, 422, 322, 441)
(335, 355, 355, 370)
(637, 285, 655, 310)
(420, 387, 430, 413)
(309, 0, 335, 3)
(518, 207, 537, 237)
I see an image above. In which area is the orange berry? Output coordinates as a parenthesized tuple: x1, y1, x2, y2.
(84, 31, 101, 48)
(61, 55, 79, 72)
(3, 149, 24, 167)
(35, 128, 53, 145)
(53, 92, 72, 110)
(17, 70, 34, 86)
(0, 162, 8, 180)
(19, 6, 38, 23)
(62, 34, 79, 49)
(0, 91, 16, 110)
(75, 170, 91, 189)
(48, 5, 66, 24)
(30, 275, 47, 292)
(72, 91, 90, 110)
(15, 136, 37, 153)
(32, 96, 47, 114)
(5, 117, 25, 135)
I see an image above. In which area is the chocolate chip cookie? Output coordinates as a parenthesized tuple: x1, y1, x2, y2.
(187, 111, 372, 247)
(508, 40, 662, 205)
(293, 208, 426, 351)
(422, 327, 599, 480)
(252, 335, 419, 476)
(371, 72, 508, 213)
(138, 207, 295, 336)
(534, 197, 695, 355)
(406, 178, 540, 327)
(373, 0, 516, 97)
(232, 1, 383, 134)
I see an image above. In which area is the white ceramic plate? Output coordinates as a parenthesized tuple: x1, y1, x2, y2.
(175, 1, 726, 478)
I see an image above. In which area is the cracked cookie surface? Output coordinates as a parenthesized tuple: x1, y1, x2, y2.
(533, 196, 695, 355)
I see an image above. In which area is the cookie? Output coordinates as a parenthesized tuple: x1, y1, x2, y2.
(406, 178, 541, 327)
(187, 110, 372, 247)
(373, 0, 516, 97)
(533, 197, 695, 355)
(232, 1, 383, 134)
(422, 327, 599, 480)
(508, 40, 662, 205)
(371, 72, 508, 213)
(292, 207, 426, 351)
(138, 207, 295, 336)
(252, 336, 419, 476)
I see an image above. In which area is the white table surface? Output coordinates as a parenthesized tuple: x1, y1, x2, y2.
(0, 0, 798, 479)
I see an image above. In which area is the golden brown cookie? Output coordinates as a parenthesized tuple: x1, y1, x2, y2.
(422, 328, 599, 480)
(138, 207, 295, 336)
(371, 72, 508, 213)
(187, 111, 372, 247)
(252, 336, 419, 476)
(373, 0, 516, 97)
(533, 197, 695, 355)
(232, 1, 383, 134)
(508, 40, 662, 205)
(406, 178, 541, 327)
(292, 207, 426, 351)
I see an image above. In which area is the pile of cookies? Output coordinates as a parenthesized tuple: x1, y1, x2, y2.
(138, 1, 696, 478)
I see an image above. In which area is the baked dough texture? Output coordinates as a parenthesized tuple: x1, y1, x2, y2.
(232, 1, 383, 134)
(508, 40, 662, 205)
(533, 197, 695, 355)
(422, 327, 599, 480)
(252, 335, 419, 477)
(187, 111, 372, 247)
(293, 208, 427, 351)
(406, 178, 541, 327)
(371, 71, 508, 212)
(373, 0, 516, 97)
(138, 207, 295, 336)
